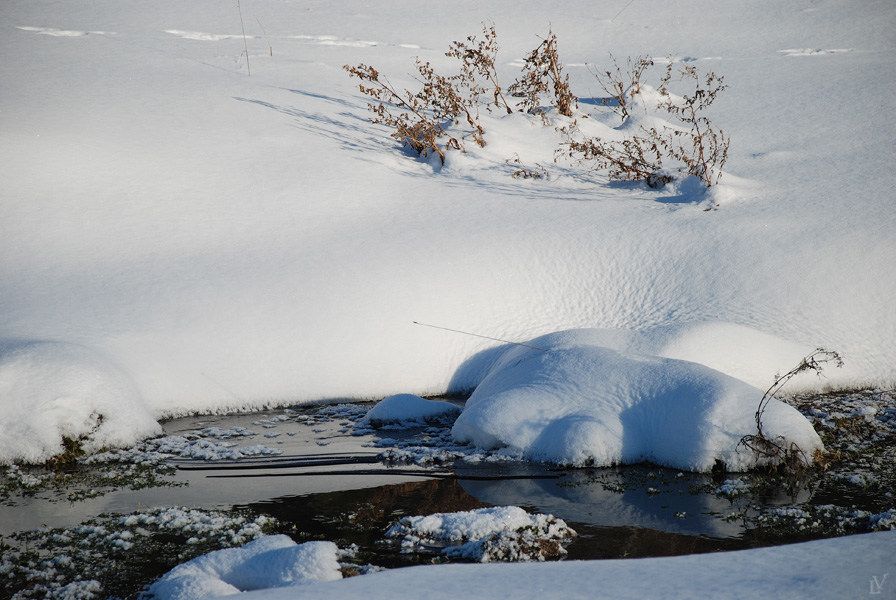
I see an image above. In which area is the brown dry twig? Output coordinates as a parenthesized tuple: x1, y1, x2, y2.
(508, 28, 576, 119)
(739, 348, 844, 471)
(656, 62, 730, 186)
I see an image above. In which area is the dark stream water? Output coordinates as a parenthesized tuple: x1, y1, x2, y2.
(2, 391, 892, 598)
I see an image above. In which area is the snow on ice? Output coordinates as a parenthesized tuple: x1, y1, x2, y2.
(384, 506, 576, 562)
(361, 394, 461, 427)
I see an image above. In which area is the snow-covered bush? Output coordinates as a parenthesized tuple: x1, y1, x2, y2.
(345, 24, 574, 163)
(590, 54, 654, 123)
(561, 57, 730, 188)
(344, 24, 505, 162)
(507, 27, 576, 118)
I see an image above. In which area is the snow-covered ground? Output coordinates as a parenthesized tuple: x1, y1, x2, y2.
(147, 527, 896, 600)
(1, 0, 894, 593)
(2, 0, 894, 465)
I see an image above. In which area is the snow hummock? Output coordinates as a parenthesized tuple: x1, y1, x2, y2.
(385, 506, 576, 562)
(0, 341, 160, 464)
(146, 536, 342, 600)
(361, 394, 461, 428)
(451, 330, 822, 471)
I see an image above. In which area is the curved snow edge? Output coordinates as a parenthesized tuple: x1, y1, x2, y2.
(450, 329, 823, 472)
(0, 340, 161, 465)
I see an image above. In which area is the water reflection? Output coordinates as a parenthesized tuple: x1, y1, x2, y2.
(460, 466, 743, 538)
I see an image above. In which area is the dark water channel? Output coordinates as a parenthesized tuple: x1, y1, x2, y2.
(2, 391, 893, 598)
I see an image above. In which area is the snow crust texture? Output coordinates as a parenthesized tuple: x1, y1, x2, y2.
(452, 330, 823, 471)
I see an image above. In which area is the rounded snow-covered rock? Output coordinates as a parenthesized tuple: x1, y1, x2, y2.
(146, 536, 342, 600)
(451, 330, 823, 472)
(362, 393, 461, 427)
(0, 341, 160, 464)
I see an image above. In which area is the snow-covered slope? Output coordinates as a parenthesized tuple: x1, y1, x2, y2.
(1, 0, 893, 462)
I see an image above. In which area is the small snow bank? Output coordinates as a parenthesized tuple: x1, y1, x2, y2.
(451, 330, 822, 471)
(361, 394, 461, 428)
(146, 536, 342, 600)
(210, 530, 896, 600)
(0, 341, 160, 465)
(385, 506, 575, 563)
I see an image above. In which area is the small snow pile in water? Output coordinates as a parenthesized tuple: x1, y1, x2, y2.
(451, 330, 823, 472)
(385, 506, 576, 563)
(360, 394, 461, 428)
(0, 341, 160, 464)
(146, 536, 342, 600)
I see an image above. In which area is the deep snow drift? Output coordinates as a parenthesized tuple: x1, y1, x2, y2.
(451, 330, 822, 470)
(1, 0, 894, 465)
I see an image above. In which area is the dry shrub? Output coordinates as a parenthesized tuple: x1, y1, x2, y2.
(590, 54, 653, 122)
(653, 62, 730, 186)
(563, 58, 729, 188)
(506, 153, 549, 179)
(345, 23, 516, 163)
(739, 349, 843, 473)
(347, 30, 730, 191)
(344, 63, 458, 163)
(446, 23, 513, 115)
(558, 122, 672, 188)
(508, 28, 576, 119)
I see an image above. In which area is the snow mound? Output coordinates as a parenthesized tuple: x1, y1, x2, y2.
(0, 341, 160, 464)
(146, 536, 342, 600)
(361, 394, 461, 428)
(385, 506, 576, 562)
(451, 330, 822, 471)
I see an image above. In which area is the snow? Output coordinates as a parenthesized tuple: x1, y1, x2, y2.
(186, 529, 895, 600)
(146, 536, 342, 600)
(451, 329, 823, 470)
(386, 505, 563, 543)
(361, 394, 461, 427)
(0, 0, 893, 473)
(2, 1, 893, 595)
(0, 341, 160, 464)
(384, 506, 576, 562)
